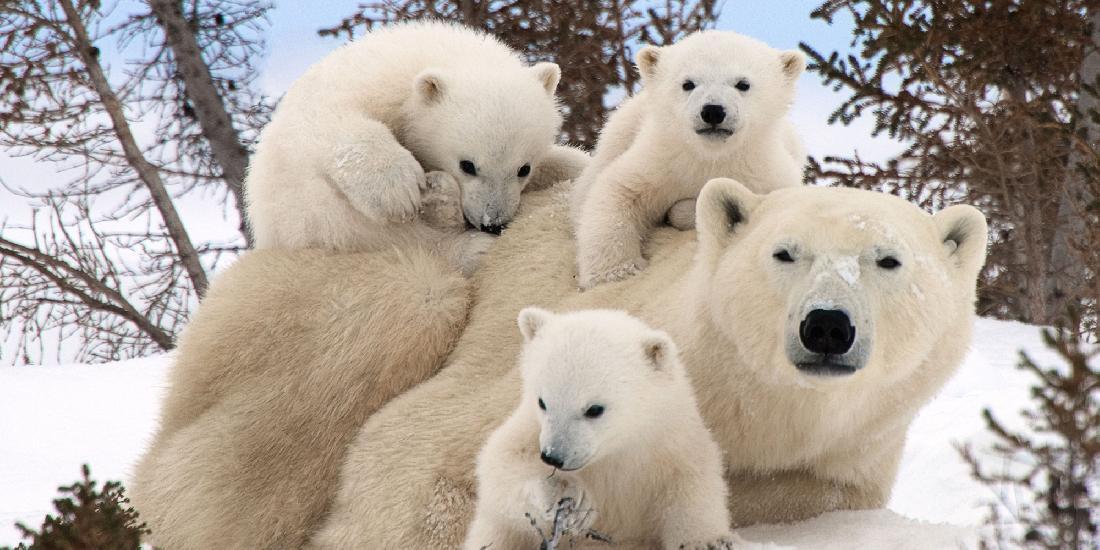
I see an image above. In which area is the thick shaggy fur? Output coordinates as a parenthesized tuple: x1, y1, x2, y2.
(308, 180, 988, 547)
(132, 181, 986, 548)
(245, 21, 587, 270)
(128, 248, 470, 549)
(571, 30, 807, 288)
(465, 309, 736, 549)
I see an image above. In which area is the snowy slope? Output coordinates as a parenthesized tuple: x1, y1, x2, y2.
(0, 355, 171, 542)
(0, 318, 1044, 547)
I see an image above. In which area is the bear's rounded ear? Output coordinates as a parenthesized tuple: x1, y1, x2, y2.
(696, 177, 762, 256)
(414, 69, 447, 104)
(933, 204, 989, 278)
(780, 50, 806, 82)
(635, 45, 662, 81)
(641, 331, 677, 372)
(531, 62, 561, 95)
(517, 307, 554, 342)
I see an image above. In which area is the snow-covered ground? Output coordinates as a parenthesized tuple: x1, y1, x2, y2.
(0, 318, 1046, 547)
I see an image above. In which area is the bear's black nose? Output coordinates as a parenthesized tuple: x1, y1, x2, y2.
(799, 309, 855, 355)
(540, 451, 564, 469)
(700, 104, 726, 125)
(480, 223, 506, 235)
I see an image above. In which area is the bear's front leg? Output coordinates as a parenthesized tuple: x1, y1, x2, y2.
(675, 536, 748, 550)
(327, 119, 425, 224)
(575, 164, 670, 290)
(660, 465, 739, 550)
(725, 468, 890, 527)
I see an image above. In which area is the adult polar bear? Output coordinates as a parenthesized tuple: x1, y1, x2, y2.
(131, 181, 987, 548)
(306, 179, 988, 547)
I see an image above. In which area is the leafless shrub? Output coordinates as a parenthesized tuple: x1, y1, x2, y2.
(0, 0, 269, 364)
(958, 314, 1099, 548)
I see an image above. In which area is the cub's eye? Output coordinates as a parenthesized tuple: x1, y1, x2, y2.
(773, 249, 795, 263)
(460, 160, 477, 176)
(584, 405, 605, 419)
(538, 397, 546, 411)
(517, 164, 531, 178)
(682, 80, 695, 91)
(735, 80, 751, 92)
(877, 256, 901, 270)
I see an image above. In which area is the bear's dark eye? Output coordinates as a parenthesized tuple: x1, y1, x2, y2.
(735, 80, 751, 92)
(773, 249, 795, 263)
(682, 80, 695, 91)
(877, 256, 901, 269)
(584, 405, 605, 419)
(538, 397, 546, 411)
(460, 160, 477, 176)
(517, 164, 531, 178)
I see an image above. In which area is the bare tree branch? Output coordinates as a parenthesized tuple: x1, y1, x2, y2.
(145, 0, 262, 246)
(0, 0, 269, 364)
(55, 0, 208, 295)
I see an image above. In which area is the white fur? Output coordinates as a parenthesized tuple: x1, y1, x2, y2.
(245, 21, 584, 273)
(465, 309, 739, 550)
(572, 30, 807, 288)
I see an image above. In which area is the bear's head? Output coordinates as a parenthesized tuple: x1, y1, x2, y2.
(515, 308, 683, 472)
(635, 31, 804, 155)
(691, 178, 989, 391)
(403, 62, 563, 233)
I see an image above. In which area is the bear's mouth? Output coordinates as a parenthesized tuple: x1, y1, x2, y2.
(795, 358, 860, 377)
(695, 126, 734, 138)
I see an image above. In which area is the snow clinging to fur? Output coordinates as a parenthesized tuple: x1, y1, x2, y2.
(835, 256, 861, 286)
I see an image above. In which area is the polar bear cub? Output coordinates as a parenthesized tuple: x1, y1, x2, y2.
(246, 21, 587, 274)
(572, 30, 806, 288)
(465, 308, 741, 550)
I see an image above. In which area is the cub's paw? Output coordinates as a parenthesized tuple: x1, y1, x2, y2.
(578, 257, 648, 291)
(330, 144, 424, 223)
(420, 171, 466, 233)
(449, 230, 496, 277)
(678, 533, 749, 550)
(666, 198, 697, 231)
(528, 478, 598, 537)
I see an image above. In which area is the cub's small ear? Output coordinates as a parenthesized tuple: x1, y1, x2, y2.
(414, 69, 447, 104)
(531, 62, 561, 95)
(696, 177, 762, 255)
(517, 307, 554, 342)
(933, 204, 989, 277)
(636, 45, 662, 81)
(641, 331, 678, 372)
(780, 50, 806, 82)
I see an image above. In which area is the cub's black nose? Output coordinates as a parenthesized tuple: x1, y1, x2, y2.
(800, 309, 855, 355)
(540, 451, 564, 469)
(700, 104, 726, 125)
(481, 223, 505, 235)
